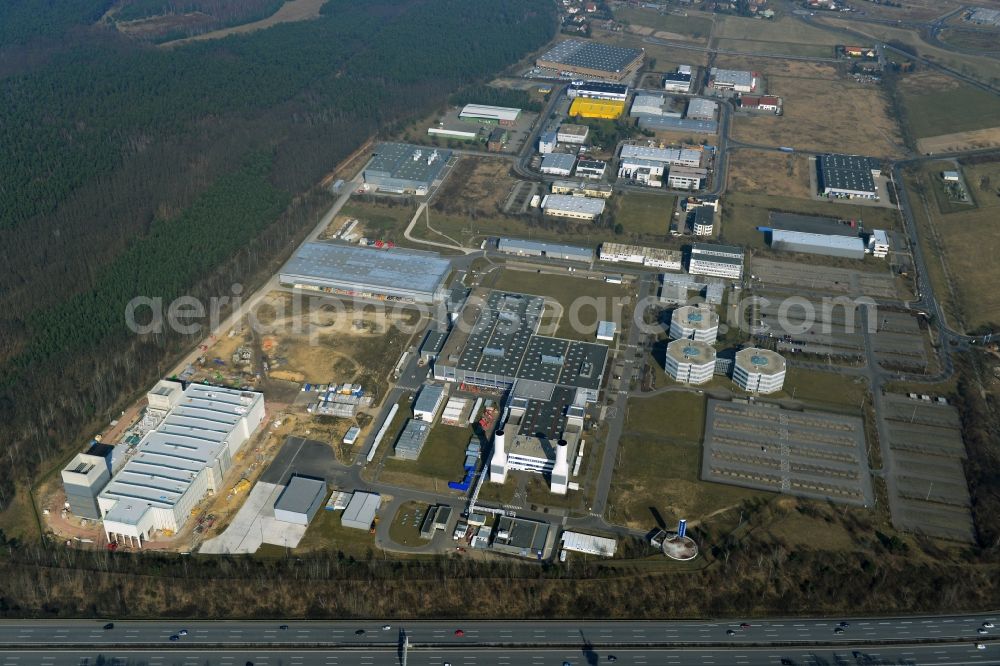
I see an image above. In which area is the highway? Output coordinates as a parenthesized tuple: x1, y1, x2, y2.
(1, 643, 997, 666)
(1, 616, 997, 648)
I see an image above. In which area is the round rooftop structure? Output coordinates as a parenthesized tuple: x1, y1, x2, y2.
(734, 347, 786, 375)
(662, 534, 699, 561)
(669, 305, 720, 344)
(666, 338, 716, 364)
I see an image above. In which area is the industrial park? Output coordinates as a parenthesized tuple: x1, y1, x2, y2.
(10, 0, 1000, 662)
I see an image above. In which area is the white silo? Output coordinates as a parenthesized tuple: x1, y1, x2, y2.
(551, 439, 570, 495)
(490, 429, 508, 483)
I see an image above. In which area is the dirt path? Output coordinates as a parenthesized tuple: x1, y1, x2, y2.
(160, 0, 327, 47)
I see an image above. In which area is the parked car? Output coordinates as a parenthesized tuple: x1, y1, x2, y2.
(103, 623, 114, 630)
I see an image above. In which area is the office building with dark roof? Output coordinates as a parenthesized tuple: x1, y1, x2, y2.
(537, 39, 644, 81)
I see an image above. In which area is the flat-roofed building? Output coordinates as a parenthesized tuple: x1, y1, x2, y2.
(279, 242, 451, 305)
(569, 98, 625, 119)
(670, 304, 720, 343)
(709, 68, 758, 93)
(599, 243, 681, 270)
(540, 152, 577, 176)
(689, 242, 744, 280)
(394, 419, 432, 460)
(617, 157, 664, 187)
(665, 339, 717, 385)
(690, 206, 715, 235)
(557, 124, 590, 144)
(497, 237, 593, 263)
(686, 98, 718, 120)
(630, 93, 670, 117)
(575, 159, 607, 180)
(61, 442, 114, 520)
(817, 154, 881, 200)
(560, 530, 617, 557)
(341, 491, 381, 530)
(537, 39, 644, 81)
(769, 230, 866, 259)
(459, 104, 521, 126)
(869, 229, 889, 258)
(363, 142, 452, 195)
(413, 383, 447, 422)
(541, 194, 606, 220)
(567, 80, 630, 101)
(98, 382, 265, 547)
(596, 321, 617, 342)
(733, 348, 786, 394)
(663, 70, 693, 93)
(491, 515, 550, 558)
(668, 166, 708, 190)
(539, 131, 557, 154)
(620, 145, 702, 168)
(274, 476, 327, 526)
(638, 116, 718, 134)
(550, 180, 613, 198)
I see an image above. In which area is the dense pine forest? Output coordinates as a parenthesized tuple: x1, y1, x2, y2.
(0, 0, 555, 511)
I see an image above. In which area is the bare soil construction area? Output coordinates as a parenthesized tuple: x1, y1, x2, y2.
(432, 157, 518, 218)
(728, 149, 812, 199)
(918, 127, 1000, 155)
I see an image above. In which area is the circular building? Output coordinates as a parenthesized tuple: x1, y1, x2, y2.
(733, 347, 786, 394)
(665, 339, 717, 385)
(669, 305, 720, 343)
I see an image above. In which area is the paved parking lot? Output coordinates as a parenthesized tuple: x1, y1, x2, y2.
(870, 311, 928, 372)
(752, 293, 866, 360)
(882, 394, 974, 543)
(750, 258, 899, 299)
(702, 399, 872, 506)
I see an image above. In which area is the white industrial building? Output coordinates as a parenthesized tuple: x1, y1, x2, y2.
(497, 237, 593, 262)
(341, 491, 381, 530)
(620, 145, 702, 168)
(561, 531, 617, 557)
(630, 94, 680, 118)
(769, 230, 866, 260)
(668, 166, 708, 191)
(686, 98, 718, 120)
(869, 229, 889, 258)
(665, 339, 717, 385)
(575, 160, 607, 180)
(663, 67, 693, 93)
(566, 81, 629, 101)
(413, 383, 447, 422)
(596, 321, 617, 342)
(541, 153, 577, 176)
(709, 68, 758, 93)
(670, 305, 720, 344)
(599, 243, 682, 270)
(689, 242, 744, 280)
(273, 476, 327, 526)
(98, 381, 266, 547)
(617, 157, 664, 187)
(538, 131, 557, 154)
(557, 124, 590, 144)
(541, 194, 606, 220)
(61, 443, 114, 520)
(459, 104, 521, 125)
(733, 348, 786, 394)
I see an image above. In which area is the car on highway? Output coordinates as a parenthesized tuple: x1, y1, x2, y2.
(169, 635, 179, 641)
(279, 625, 288, 630)
(726, 629, 737, 636)
(740, 623, 751, 629)
(977, 643, 986, 650)
(179, 629, 188, 636)
(977, 627, 988, 634)
(834, 628, 845, 635)
(382, 625, 392, 631)
(607, 657, 617, 663)
(454, 629, 465, 637)
(984, 622, 995, 629)
(355, 629, 366, 635)
(103, 623, 114, 630)
(839, 621, 850, 628)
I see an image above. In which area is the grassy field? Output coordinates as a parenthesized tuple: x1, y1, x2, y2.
(780, 368, 869, 411)
(728, 150, 812, 200)
(714, 38, 835, 58)
(897, 72, 1000, 139)
(721, 60, 905, 158)
(612, 191, 676, 239)
(720, 192, 901, 251)
(387, 501, 433, 547)
(338, 199, 416, 243)
(961, 160, 1000, 209)
(625, 392, 706, 442)
(592, 30, 710, 68)
(383, 419, 476, 484)
(713, 15, 842, 45)
(613, 7, 714, 39)
(938, 28, 1000, 52)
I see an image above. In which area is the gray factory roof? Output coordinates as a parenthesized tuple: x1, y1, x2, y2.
(691, 242, 743, 259)
(620, 145, 702, 165)
(394, 419, 432, 460)
(366, 142, 451, 183)
(568, 81, 630, 96)
(538, 39, 643, 74)
(638, 116, 718, 133)
(557, 124, 590, 138)
(413, 383, 446, 415)
(686, 98, 718, 119)
(510, 386, 576, 439)
(274, 476, 326, 515)
(341, 492, 381, 529)
(770, 230, 866, 255)
(542, 194, 606, 216)
(280, 242, 450, 298)
(818, 154, 880, 194)
(541, 153, 577, 173)
(710, 68, 755, 87)
(493, 515, 550, 555)
(420, 329, 448, 356)
(766, 212, 858, 237)
(497, 238, 593, 261)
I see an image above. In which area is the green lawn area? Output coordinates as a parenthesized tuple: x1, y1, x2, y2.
(388, 500, 433, 547)
(714, 38, 834, 58)
(714, 15, 842, 44)
(961, 161, 1000, 209)
(939, 28, 1000, 52)
(612, 191, 676, 239)
(900, 83, 1000, 138)
(418, 208, 626, 250)
(613, 6, 714, 39)
(626, 392, 706, 443)
(340, 199, 416, 243)
(780, 368, 869, 411)
(293, 508, 376, 557)
(384, 420, 477, 484)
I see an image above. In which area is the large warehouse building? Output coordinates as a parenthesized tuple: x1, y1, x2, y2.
(98, 381, 266, 547)
(567, 81, 629, 101)
(274, 476, 327, 526)
(537, 39, 644, 81)
(279, 242, 451, 304)
(459, 104, 520, 126)
(733, 348, 786, 394)
(709, 68, 758, 93)
(569, 98, 625, 119)
(689, 242, 744, 280)
(769, 230, 866, 259)
(498, 238, 593, 263)
(541, 194, 606, 220)
(620, 145, 702, 168)
(817, 154, 882, 200)
(363, 143, 452, 195)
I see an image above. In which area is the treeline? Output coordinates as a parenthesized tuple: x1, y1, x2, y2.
(449, 85, 544, 113)
(0, 0, 113, 47)
(0, 0, 556, 510)
(113, 0, 283, 23)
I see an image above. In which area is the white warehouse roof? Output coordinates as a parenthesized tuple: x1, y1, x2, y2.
(460, 104, 521, 123)
(620, 145, 701, 165)
(770, 229, 866, 253)
(542, 194, 606, 216)
(342, 491, 381, 530)
(561, 530, 617, 556)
